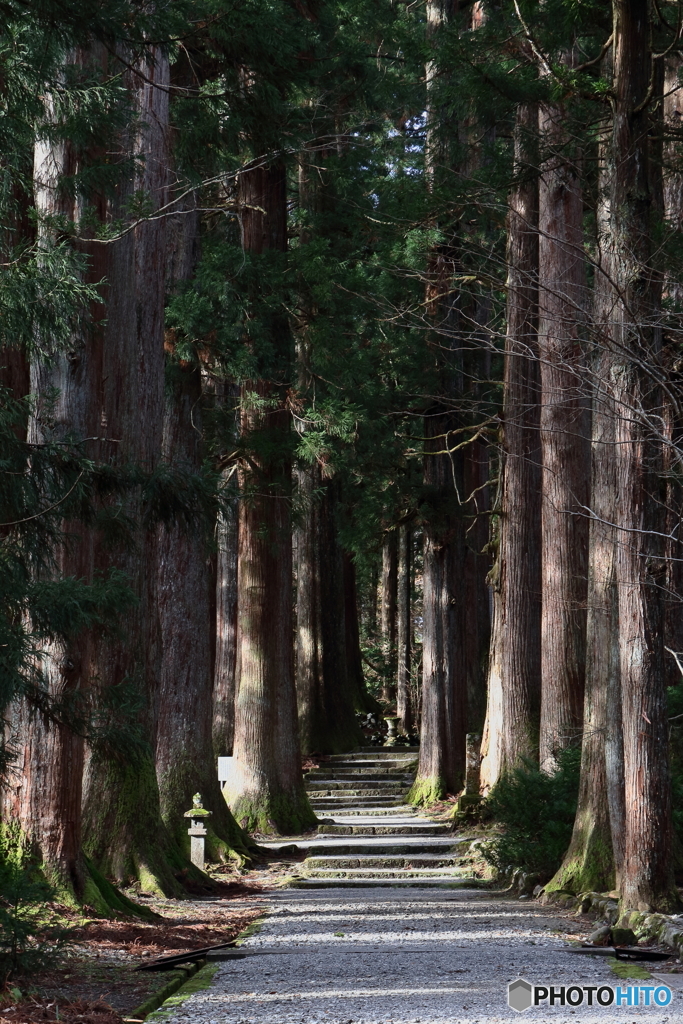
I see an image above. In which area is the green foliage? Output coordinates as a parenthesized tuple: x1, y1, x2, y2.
(0, 828, 68, 982)
(484, 747, 582, 881)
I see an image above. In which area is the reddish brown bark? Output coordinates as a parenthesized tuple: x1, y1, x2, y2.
(214, 492, 239, 757)
(537, 94, 590, 768)
(295, 468, 360, 754)
(226, 161, 315, 835)
(396, 524, 413, 736)
(609, 0, 677, 911)
(411, 0, 467, 804)
(481, 103, 541, 790)
(79, 50, 186, 894)
(155, 364, 250, 863)
(2, 48, 106, 902)
(463, 438, 491, 735)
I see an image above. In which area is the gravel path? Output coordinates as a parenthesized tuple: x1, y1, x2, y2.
(159, 887, 683, 1024)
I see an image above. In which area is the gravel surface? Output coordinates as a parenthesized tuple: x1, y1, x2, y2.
(158, 887, 683, 1024)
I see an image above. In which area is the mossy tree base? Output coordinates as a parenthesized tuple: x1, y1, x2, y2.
(83, 752, 191, 898)
(407, 776, 447, 806)
(228, 789, 318, 836)
(544, 823, 614, 897)
(157, 755, 256, 870)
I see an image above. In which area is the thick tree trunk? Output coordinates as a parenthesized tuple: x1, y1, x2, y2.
(214, 494, 239, 757)
(396, 524, 413, 736)
(154, 191, 249, 864)
(411, 0, 467, 805)
(662, 57, 683, 696)
(537, 95, 590, 769)
(547, 355, 619, 894)
(80, 49, 185, 895)
(480, 103, 541, 790)
(295, 467, 360, 753)
(6, 66, 100, 901)
(155, 364, 251, 865)
(463, 439, 491, 734)
(226, 160, 315, 835)
(380, 531, 398, 702)
(411, 414, 467, 802)
(610, 0, 677, 911)
(212, 381, 240, 758)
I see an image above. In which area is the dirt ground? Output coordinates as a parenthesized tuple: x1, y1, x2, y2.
(0, 853, 301, 1024)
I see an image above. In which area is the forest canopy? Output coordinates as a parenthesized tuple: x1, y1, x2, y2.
(2, 0, 683, 917)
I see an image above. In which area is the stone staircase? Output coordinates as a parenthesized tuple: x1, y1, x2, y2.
(261, 747, 485, 888)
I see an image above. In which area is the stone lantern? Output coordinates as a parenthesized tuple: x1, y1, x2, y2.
(184, 793, 212, 871)
(383, 715, 400, 746)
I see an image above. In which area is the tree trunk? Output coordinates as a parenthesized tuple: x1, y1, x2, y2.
(80, 49, 185, 896)
(662, 57, 683, 697)
(547, 357, 619, 894)
(226, 160, 315, 835)
(396, 524, 413, 736)
(155, 363, 251, 865)
(411, 413, 467, 803)
(212, 380, 241, 758)
(463, 438, 491, 735)
(480, 103, 541, 790)
(411, 0, 468, 804)
(380, 531, 398, 702)
(610, 0, 677, 911)
(214, 489, 239, 758)
(344, 552, 378, 714)
(295, 467, 360, 753)
(537, 92, 590, 769)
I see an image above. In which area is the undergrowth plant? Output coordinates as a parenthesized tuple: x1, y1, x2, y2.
(483, 747, 581, 882)
(0, 827, 69, 982)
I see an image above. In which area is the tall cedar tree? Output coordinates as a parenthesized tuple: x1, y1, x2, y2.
(480, 103, 541, 791)
(411, 0, 467, 804)
(226, 160, 316, 834)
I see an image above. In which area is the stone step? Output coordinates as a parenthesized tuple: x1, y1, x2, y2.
(302, 867, 473, 879)
(355, 746, 420, 754)
(316, 808, 418, 819)
(309, 795, 406, 805)
(317, 823, 450, 835)
(313, 802, 409, 811)
(290, 878, 479, 889)
(305, 777, 411, 788)
(304, 853, 470, 869)
(325, 757, 417, 765)
(306, 789, 409, 799)
(306, 770, 415, 780)
(259, 838, 468, 856)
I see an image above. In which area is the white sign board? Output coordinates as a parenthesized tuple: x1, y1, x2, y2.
(217, 757, 234, 784)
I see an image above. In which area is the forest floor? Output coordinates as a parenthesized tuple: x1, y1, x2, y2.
(0, 850, 304, 1024)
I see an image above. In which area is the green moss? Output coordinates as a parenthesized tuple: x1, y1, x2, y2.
(607, 958, 652, 981)
(157, 756, 254, 869)
(233, 913, 266, 944)
(230, 789, 318, 836)
(129, 967, 195, 1021)
(545, 831, 614, 897)
(83, 753, 186, 898)
(407, 776, 447, 806)
(145, 963, 220, 1023)
(84, 859, 158, 920)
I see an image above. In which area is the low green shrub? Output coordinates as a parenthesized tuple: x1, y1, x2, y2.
(483, 746, 581, 882)
(0, 829, 69, 981)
